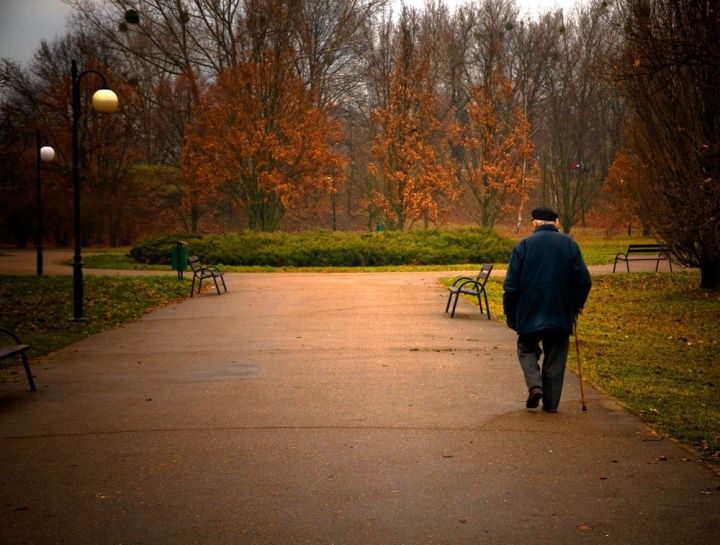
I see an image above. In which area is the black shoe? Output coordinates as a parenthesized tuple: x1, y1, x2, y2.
(526, 387, 543, 409)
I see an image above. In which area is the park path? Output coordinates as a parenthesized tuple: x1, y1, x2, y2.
(0, 250, 716, 544)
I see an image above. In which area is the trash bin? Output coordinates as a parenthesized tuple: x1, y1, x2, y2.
(170, 241, 188, 280)
(375, 223, 385, 233)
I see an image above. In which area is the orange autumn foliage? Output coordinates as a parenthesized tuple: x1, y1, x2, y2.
(451, 74, 534, 228)
(182, 55, 344, 231)
(604, 147, 652, 234)
(40, 58, 146, 244)
(367, 59, 458, 230)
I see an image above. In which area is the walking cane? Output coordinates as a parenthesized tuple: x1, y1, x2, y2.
(574, 318, 588, 412)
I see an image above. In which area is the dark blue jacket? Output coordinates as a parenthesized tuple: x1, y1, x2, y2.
(503, 225, 591, 335)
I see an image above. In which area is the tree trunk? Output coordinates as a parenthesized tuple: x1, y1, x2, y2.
(699, 260, 720, 290)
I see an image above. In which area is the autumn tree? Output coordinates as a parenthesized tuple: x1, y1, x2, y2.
(604, 141, 652, 236)
(612, 0, 720, 288)
(66, 0, 387, 231)
(365, 8, 459, 230)
(0, 60, 49, 246)
(452, 72, 534, 227)
(0, 31, 150, 246)
(183, 54, 343, 231)
(37, 36, 147, 245)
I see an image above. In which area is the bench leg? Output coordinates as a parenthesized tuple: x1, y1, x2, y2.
(190, 276, 196, 297)
(450, 292, 460, 318)
(445, 291, 453, 313)
(219, 275, 227, 293)
(483, 289, 491, 320)
(21, 352, 36, 391)
(212, 275, 221, 295)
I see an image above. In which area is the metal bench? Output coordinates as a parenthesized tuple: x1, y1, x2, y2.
(188, 255, 228, 297)
(613, 244, 673, 273)
(445, 263, 493, 319)
(0, 327, 36, 391)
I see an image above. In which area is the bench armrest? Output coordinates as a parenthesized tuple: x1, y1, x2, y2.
(456, 279, 485, 291)
(193, 265, 223, 275)
(0, 327, 22, 344)
(451, 276, 475, 287)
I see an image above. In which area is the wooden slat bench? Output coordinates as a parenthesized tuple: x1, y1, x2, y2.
(0, 327, 36, 391)
(613, 244, 673, 273)
(445, 263, 493, 319)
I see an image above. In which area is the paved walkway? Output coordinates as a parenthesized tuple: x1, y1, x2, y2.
(0, 250, 714, 544)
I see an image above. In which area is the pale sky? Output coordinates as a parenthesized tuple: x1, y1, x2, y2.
(0, 0, 73, 65)
(0, 0, 582, 66)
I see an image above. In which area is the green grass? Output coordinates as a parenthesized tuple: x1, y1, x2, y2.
(0, 275, 190, 358)
(573, 236, 660, 266)
(84, 252, 502, 273)
(82, 253, 170, 271)
(449, 270, 720, 465)
(79, 230, 658, 271)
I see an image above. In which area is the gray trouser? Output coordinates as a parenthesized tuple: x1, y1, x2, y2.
(517, 331, 570, 410)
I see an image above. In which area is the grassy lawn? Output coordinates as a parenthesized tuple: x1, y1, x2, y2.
(455, 270, 720, 466)
(498, 225, 661, 266)
(573, 236, 659, 266)
(81, 228, 656, 272)
(83, 252, 502, 273)
(0, 275, 190, 358)
(83, 253, 170, 271)
(82, 232, 655, 271)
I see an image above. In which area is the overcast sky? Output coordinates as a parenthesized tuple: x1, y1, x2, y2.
(0, 0, 582, 66)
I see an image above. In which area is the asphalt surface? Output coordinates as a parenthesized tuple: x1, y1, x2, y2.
(0, 249, 715, 544)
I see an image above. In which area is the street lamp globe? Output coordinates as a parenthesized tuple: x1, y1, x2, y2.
(40, 146, 55, 162)
(91, 89, 119, 113)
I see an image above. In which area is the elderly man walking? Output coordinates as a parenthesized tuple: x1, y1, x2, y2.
(503, 207, 592, 412)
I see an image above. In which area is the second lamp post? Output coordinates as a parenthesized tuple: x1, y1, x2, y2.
(36, 130, 55, 276)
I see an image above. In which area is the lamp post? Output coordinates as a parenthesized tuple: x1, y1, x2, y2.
(70, 59, 118, 320)
(35, 130, 55, 275)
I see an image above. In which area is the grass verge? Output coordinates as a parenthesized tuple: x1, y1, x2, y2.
(0, 275, 190, 358)
(81, 230, 657, 272)
(82, 252, 169, 271)
(446, 270, 720, 466)
(83, 252, 504, 273)
(573, 236, 660, 266)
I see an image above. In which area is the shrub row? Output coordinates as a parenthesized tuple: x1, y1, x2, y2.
(128, 229, 515, 267)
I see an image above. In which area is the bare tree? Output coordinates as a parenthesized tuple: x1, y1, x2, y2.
(538, 1, 623, 233)
(506, 12, 562, 227)
(612, 0, 720, 288)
